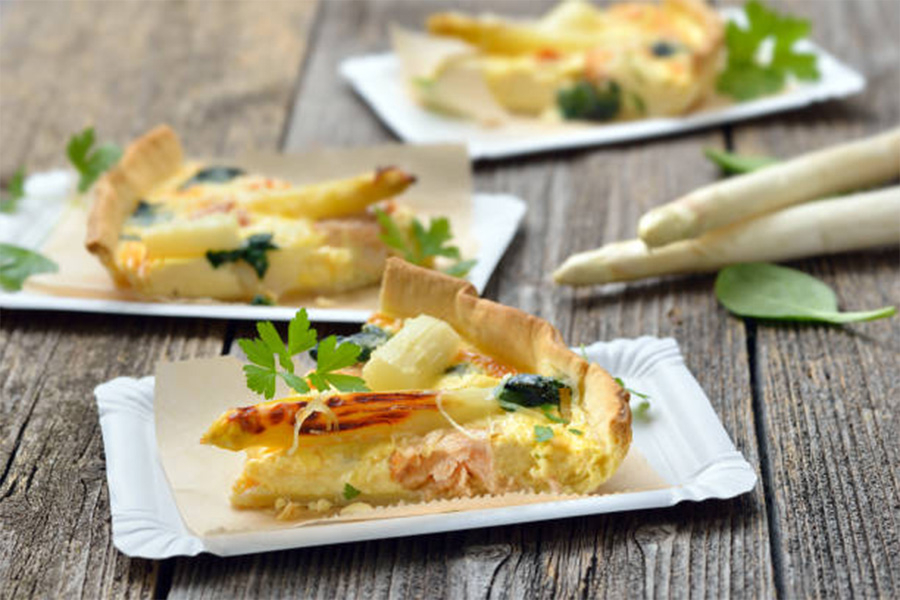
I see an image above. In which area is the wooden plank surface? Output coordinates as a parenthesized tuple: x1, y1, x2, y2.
(729, 1, 900, 597)
(0, 0, 319, 597)
(168, 2, 774, 597)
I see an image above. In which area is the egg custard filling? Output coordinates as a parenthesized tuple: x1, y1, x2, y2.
(86, 125, 424, 301)
(201, 259, 632, 516)
(394, 0, 724, 123)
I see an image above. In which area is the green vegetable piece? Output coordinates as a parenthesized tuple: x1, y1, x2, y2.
(568, 428, 584, 436)
(374, 208, 474, 278)
(717, 0, 820, 101)
(557, 80, 621, 122)
(206, 233, 278, 278)
(704, 148, 779, 175)
(310, 324, 390, 363)
(613, 377, 650, 400)
(534, 425, 555, 443)
(343, 483, 362, 500)
(651, 41, 680, 57)
(497, 374, 567, 409)
(250, 294, 274, 306)
(180, 166, 246, 189)
(0, 168, 26, 214)
(631, 399, 651, 421)
(67, 127, 122, 192)
(126, 200, 172, 227)
(540, 403, 569, 424)
(715, 263, 897, 324)
(0, 243, 59, 291)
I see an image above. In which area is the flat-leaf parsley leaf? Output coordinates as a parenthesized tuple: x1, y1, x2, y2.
(0, 243, 59, 291)
(0, 168, 26, 214)
(374, 208, 475, 278)
(67, 127, 122, 192)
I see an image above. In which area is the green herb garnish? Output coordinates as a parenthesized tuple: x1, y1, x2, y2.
(557, 80, 621, 121)
(0, 244, 58, 291)
(126, 200, 172, 227)
(540, 403, 569, 424)
(717, 0, 820, 101)
(631, 399, 651, 421)
(0, 168, 26, 214)
(67, 127, 122, 192)
(237, 308, 368, 399)
(250, 294, 274, 306)
(613, 377, 650, 400)
(534, 425, 555, 443)
(704, 148, 778, 175)
(343, 483, 362, 500)
(568, 428, 584, 436)
(715, 262, 896, 324)
(310, 324, 390, 364)
(206, 233, 278, 279)
(374, 208, 474, 277)
(180, 166, 245, 189)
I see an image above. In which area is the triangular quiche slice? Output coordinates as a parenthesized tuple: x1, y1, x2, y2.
(86, 125, 419, 301)
(202, 259, 631, 516)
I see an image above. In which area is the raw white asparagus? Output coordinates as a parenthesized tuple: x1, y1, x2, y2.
(638, 128, 900, 248)
(554, 186, 900, 285)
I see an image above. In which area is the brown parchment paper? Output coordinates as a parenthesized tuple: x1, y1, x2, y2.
(155, 357, 670, 538)
(26, 144, 475, 312)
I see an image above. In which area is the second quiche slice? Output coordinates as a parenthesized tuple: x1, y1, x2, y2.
(86, 125, 428, 301)
(202, 259, 632, 516)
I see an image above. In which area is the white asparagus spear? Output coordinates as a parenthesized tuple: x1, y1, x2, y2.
(638, 128, 900, 248)
(554, 186, 900, 285)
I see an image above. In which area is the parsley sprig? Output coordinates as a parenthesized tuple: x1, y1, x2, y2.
(0, 168, 26, 214)
(67, 127, 122, 192)
(718, 0, 820, 101)
(0, 243, 58, 291)
(374, 208, 476, 277)
(238, 308, 368, 399)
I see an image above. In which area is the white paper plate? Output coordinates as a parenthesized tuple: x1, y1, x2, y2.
(95, 337, 756, 558)
(341, 9, 865, 160)
(0, 191, 525, 322)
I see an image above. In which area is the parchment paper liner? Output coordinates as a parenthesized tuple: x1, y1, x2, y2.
(26, 144, 475, 312)
(155, 357, 669, 538)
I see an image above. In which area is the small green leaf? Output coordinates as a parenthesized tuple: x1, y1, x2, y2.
(497, 399, 519, 412)
(534, 425, 554, 443)
(704, 148, 778, 175)
(206, 234, 278, 279)
(0, 244, 58, 291)
(715, 263, 897, 324)
(315, 336, 362, 374)
(632, 399, 652, 421)
(568, 428, 584, 436)
(67, 127, 122, 192)
(442, 259, 477, 278)
(613, 377, 650, 400)
(374, 208, 415, 262)
(287, 308, 317, 355)
(237, 337, 275, 370)
(257, 321, 292, 372)
(243, 364, 277, 399)
(0, 168, 26, 214)
(343, 483, 362, 500)
(279, 371, 310, 394)
(322, 373, 369, 392)
(540, 403, 569, 424)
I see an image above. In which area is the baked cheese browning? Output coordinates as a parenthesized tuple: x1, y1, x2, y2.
(451, 348, 518, 379)
(201, 388, 502, 451)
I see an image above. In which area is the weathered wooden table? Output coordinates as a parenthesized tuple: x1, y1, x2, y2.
(1, 1, 897, 597)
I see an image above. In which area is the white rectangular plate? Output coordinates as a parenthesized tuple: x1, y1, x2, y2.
(0, 192, 525, 322)
(340, 10, 865, 160)
(95, 337, 756, 558)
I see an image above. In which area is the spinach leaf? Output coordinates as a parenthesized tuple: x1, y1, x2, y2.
(206, 233, 278, 279)
(0, 243, 59, 291)
(126, 200, 172, 227)
(715, 263, 896, 324)
(496, 374, 567, 408)
(557, 80, 621, 122)
(705, 148, 778, 175)
(181, 166, 245, 189)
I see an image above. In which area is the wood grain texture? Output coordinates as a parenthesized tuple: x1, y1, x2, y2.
(0, 0, 318, 176)
(168, 1, 774, 597)
(0, 0, 319, 597)
(729, 0, 900, 597)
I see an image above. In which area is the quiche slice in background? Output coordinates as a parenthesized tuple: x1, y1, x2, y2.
(201, 259, 632, 517)
(86, 125, 419, 301)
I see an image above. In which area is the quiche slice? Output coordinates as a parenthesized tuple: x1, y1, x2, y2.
(201, 259, 632, 515)
(396, 0, 724, 121)
(86, 126, 420, 301)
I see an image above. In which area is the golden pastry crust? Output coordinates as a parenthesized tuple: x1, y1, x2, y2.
(85, 125, 183, 283)
(378, 258, 632, 481)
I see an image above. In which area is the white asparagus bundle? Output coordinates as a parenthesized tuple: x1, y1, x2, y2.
(554, 186, 900, 286)
(638, 128, 900, 248)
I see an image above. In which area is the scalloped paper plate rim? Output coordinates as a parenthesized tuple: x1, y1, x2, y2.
(96, 336, 756, 558)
